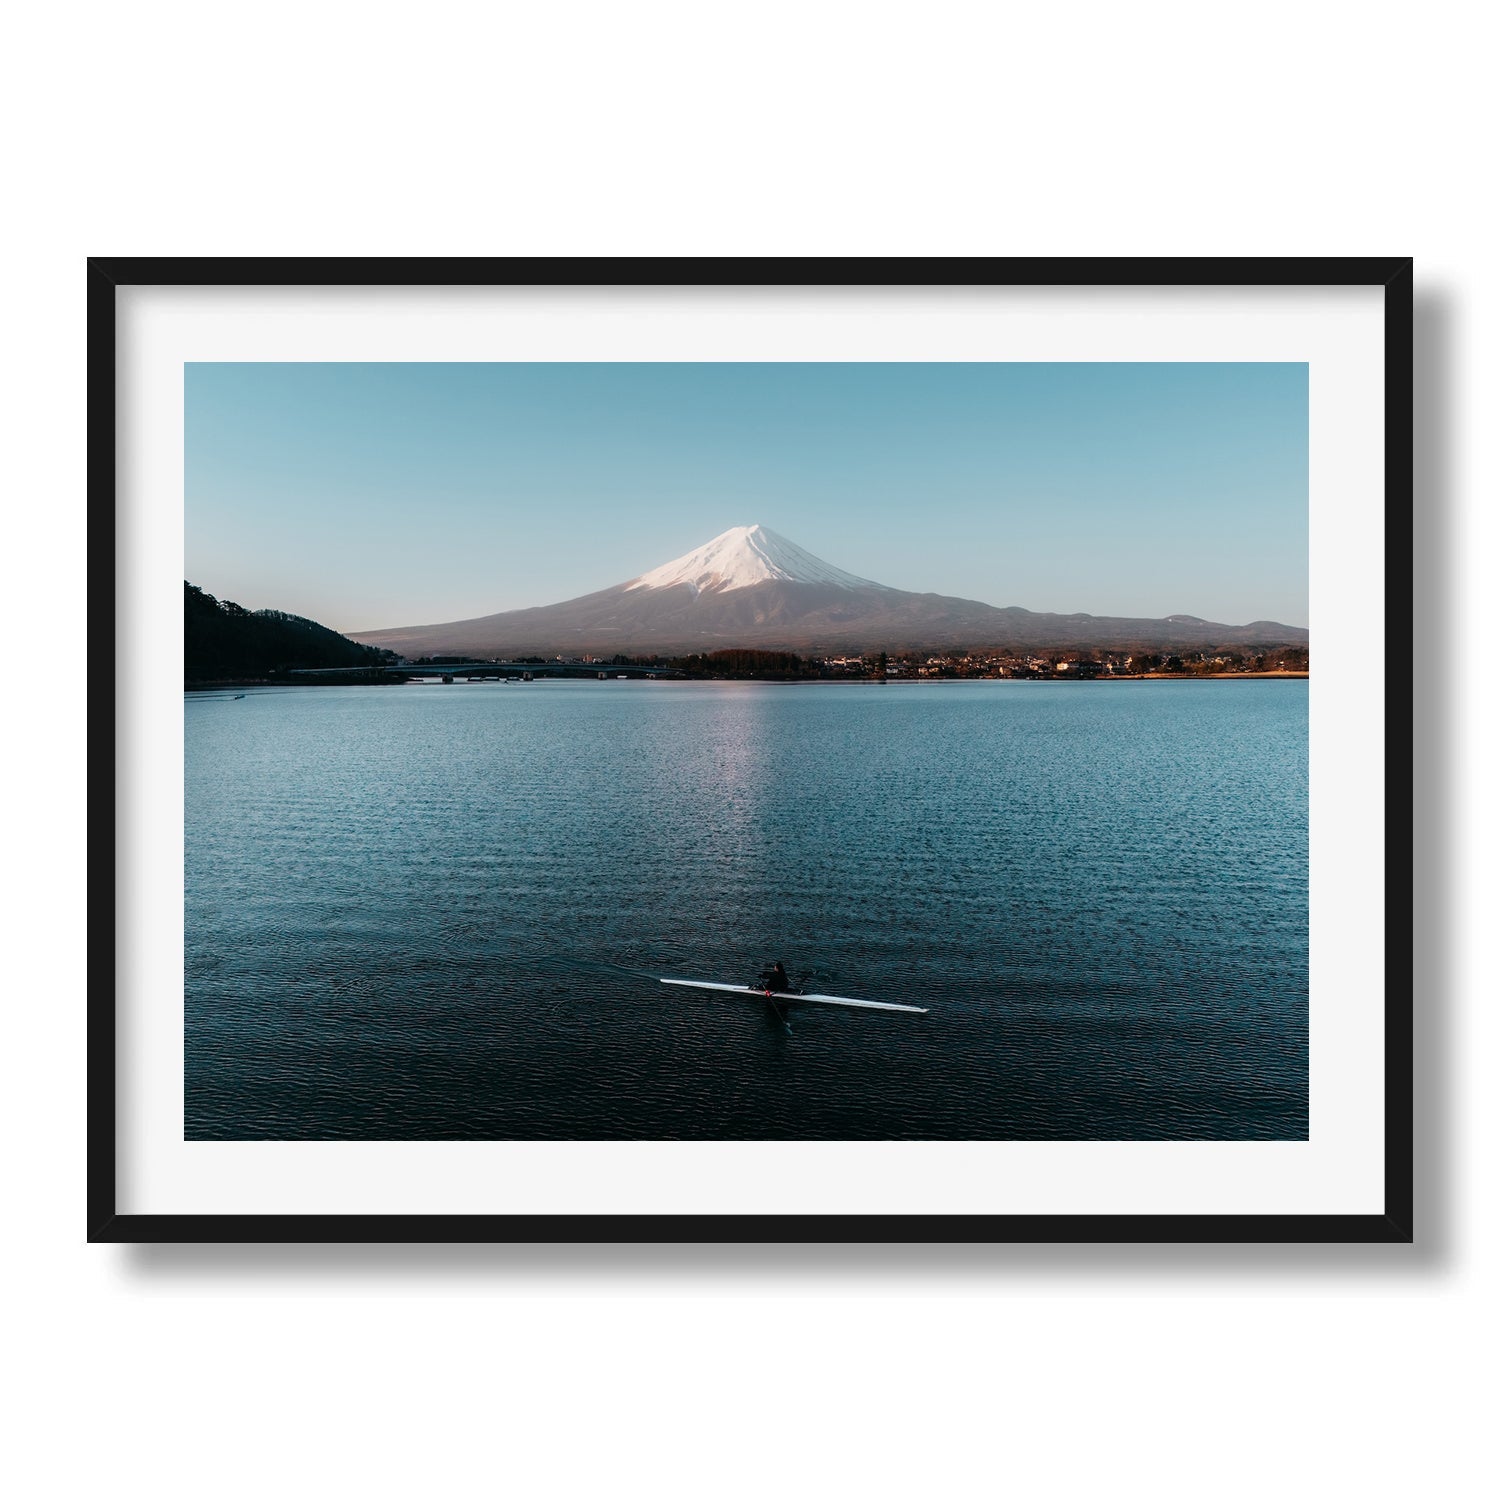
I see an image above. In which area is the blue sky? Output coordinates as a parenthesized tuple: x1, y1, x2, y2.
(186, 362, 1308, 631)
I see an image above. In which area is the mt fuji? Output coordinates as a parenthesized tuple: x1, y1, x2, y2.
(622, 524, 882, 595)
(349, 524, 1307, 658)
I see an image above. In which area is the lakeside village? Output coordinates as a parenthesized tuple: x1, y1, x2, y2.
(405, 645, 1311, 681)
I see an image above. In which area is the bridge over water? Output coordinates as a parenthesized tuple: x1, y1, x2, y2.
(287, 661, 686, 682)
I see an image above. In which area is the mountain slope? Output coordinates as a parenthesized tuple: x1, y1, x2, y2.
(185, 582, 395, 682)
(624, 524, 884, 593)
(350, 524, 1308, 658)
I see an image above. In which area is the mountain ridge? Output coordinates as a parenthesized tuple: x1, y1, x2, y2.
(349, 524, 1308, 658)
(185, 582, 397, 682)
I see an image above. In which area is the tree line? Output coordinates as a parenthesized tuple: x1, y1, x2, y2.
(602, 649, 826, 679)
(599, 645, 1309, 679)
(185, 582, 399, 684)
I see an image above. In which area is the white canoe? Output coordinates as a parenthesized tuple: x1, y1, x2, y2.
(660, 978, 927, 1015)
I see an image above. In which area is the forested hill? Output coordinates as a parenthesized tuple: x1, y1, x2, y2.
(185, 582, 398, 683)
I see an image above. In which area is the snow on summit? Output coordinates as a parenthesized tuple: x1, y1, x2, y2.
(625, 524, 882, 595)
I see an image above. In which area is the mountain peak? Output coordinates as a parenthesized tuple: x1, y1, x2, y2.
(625, 524, 882, 596)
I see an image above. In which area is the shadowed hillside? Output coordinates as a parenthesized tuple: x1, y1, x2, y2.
(185, 583, 398, 684)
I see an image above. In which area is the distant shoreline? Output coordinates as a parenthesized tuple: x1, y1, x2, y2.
(1109, 671, 1308, 681)
(186, 671, 1309, 691)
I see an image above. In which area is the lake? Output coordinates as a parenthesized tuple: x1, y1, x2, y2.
(185, 679, 1308, 1140)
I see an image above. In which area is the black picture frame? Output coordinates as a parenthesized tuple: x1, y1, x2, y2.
(90, 257, 1414, 1244)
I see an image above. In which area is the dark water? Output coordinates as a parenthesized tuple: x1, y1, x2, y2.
(185, 680, 1308, 1140)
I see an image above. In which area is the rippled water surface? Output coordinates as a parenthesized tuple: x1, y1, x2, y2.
(185, 680, 1308, 1139)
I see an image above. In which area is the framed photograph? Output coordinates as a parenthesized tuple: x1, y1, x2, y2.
(92, 258, 1412, 1243)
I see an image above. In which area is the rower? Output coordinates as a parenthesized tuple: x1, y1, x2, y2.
(758, 960, 791, 994)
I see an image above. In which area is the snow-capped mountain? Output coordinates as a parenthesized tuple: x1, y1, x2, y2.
(624, 524, 882, 595)
(350, 524, 1308, 658)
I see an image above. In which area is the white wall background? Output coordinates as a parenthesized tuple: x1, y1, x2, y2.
(4, 4, 1489, 1496)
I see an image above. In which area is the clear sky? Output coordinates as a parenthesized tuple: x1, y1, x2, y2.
(186, 362, 1308, 631)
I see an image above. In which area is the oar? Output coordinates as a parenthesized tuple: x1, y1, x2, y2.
(766, 992, 792, 1035)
